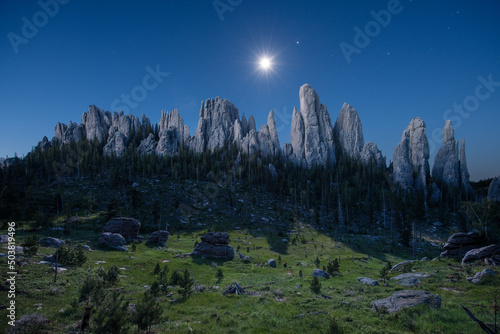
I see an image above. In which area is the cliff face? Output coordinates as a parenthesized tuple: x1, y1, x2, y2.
(333, 102, 364, 159)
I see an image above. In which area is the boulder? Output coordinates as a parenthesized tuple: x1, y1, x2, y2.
(38, 237, 65, 249)
(371, 290, 441, 313)
(440, 232, 481, 257)
(312, 269, 330, 278)
(391, 273, 429, 286)
(98, 232, 128, 252)
(193, 232, 235, 259)
(467, 268, 495, 284)
(145, 230, 169, 247)
(462, 244, 500, 264)
(268, 259, 277, 268)
(0, 235, 9, 243)
(390, 260, 416, 272)
(358, 277, 379, 286)
(103, 217, 140, 239)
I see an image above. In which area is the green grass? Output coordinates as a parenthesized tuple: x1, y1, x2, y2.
(1, 223, 498, 334)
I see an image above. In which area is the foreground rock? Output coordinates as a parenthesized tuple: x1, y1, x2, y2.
(38, 237, 65, 249)
(467, 268, 495, 284)
(391, 273, 430, 287)
(145, 230, 169, 247)
(193, 232, 234, 259)
(98, 232, 128, 252)
(312, 269, 330, 278)
(268, 259, 277, 268)
(371, 290, 441, 313)
(440, 232, 481, 257)
(103, 217, 141, 239)
(358, 277, 379, 286)
(462, 244, 500, 264)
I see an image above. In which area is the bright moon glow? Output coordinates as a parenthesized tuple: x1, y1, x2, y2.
(259, 57, 272, 70)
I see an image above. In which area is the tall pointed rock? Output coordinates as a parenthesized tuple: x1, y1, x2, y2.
(333, 103, 364, 159)
(432, 120, 460, 187)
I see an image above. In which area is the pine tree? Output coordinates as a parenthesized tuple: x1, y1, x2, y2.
(132, 292, 163, 332)
(310, 276, 321, 294)
(178, 269, 193, 299)
(379, 261, 392, 284)
(93, 289, 130, 334)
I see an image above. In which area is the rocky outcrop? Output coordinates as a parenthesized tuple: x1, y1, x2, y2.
(360, 142, 386, 168)
(462, 244, 500, 264)
(190, 97, 239, 153)
(286, 84, 335, 168)
(440, 232, 481, 257)
(333, 103, 364, 159)
(193, 232, 235, 259)
(488, 177, 500, 202)
(236, 110, 281, 157)
(145, 230, 169, 247)
(460, 139, 474, 196)
(390, 273, 430, 287)
(393, 117, 430, 191)
(156, 109, 187, 155)
(371, 290, 441, 313)
(37, 136, 51, 151)
(103, 111, 142, 156)
(103, 217, 141, 239)
(38, 237, 65, 248)
(98, 232, 127, 251)
(54, 121, 85, 145)
(432, 120, 460, 187)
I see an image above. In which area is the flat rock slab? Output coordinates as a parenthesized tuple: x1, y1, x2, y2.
(462, 244, 500, 264)
(391, 273, 430, 280)
(371, 290, 441, 313)
(391, 273, 429, 286)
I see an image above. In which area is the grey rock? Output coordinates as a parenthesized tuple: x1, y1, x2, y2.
(193, 232, 235, 259)
(138, 133, 157, 155)
(156, 109, 186, 155)
(145, 230, 169, 247)
(430, 183, 442, 203)
(440, 232, 481, 257)
(371, 290, 441, 313)
(103, 217, 141, 239)
(82, 245, 92, 251)
(37, 136, 51, 151)
(98, 232, 128, 251)
(0, 235, 9, 243)
(468, 268, 495, 284)
(38, 237, 65, 249)
(82, 105, 111, 143)
(393, 117, 430, 191)
(391, 273, 429, 286)
(432, 121, 459, 187)
(360, 142, 386, 168)
(488, 177, 500, 202)
(288, 84, 336, 168)
(333, 102, 364, 159)
(268, 163, 278, 179)
(358, 277, 379, 286)
(268, 259, 277, 268)
(190, 97, 239, 153)
(103, 129, 128, 157)
(462, 244, 500, 264)
(391, 273, 430, 280)
(460, 139, 474, 196)
(390, 260, 416, 272)
(312, 269, 330, 278)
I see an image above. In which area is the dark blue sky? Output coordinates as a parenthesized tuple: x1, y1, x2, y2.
(1, 0, 499, 180)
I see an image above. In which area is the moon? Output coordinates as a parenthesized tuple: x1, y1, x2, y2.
(259, 57, 272, 71)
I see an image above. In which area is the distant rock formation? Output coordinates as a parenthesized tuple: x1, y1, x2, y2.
(488, 177, 500, 201)
(235, 110, 281, 157)
(156, 109, 186, 155)
(190, 97, 239, 153)
(285, 84, 336, 167)
(82, 105, 111, 143)
(193, 232, 235, 259)
(333, 102, 364, 159)
(432, 121, 473, 195)
(103, 111, 142, 156)
(393, 117, 430, 191)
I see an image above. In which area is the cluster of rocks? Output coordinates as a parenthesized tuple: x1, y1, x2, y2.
(103, 217, 141, 239)
(440, 232, 481, 257)
(193, 232, 235, 259)
(145, 230, 169, 247)
(38, 237, 65, 248)
(98, 232, 128, 252)
(371, 290, 441, 313)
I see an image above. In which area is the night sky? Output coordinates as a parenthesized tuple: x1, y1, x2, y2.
(1, 0, 499, 180)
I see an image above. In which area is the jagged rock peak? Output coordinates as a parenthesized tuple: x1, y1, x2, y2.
(190, 97, 239, 153)
(156, 109, 186, 156)
(333, 102, 364, 159)
(360, 142, 386, 168)
(442, 119, 454, 144)
(393, 117, 430, 191)
(432, 120, 459, 187)
(460, 139, 474, 196)
(82, 105, 111, 143)
(286, 84, 335, 167)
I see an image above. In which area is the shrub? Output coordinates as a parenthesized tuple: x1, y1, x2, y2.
(310, 276, 321, 294)
(8, 313, 50, 334)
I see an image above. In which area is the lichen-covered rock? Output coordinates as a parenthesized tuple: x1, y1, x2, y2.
(193, 232, 235, 259)
(103, 217, 141, 239)
(371, 290, 441, 313)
